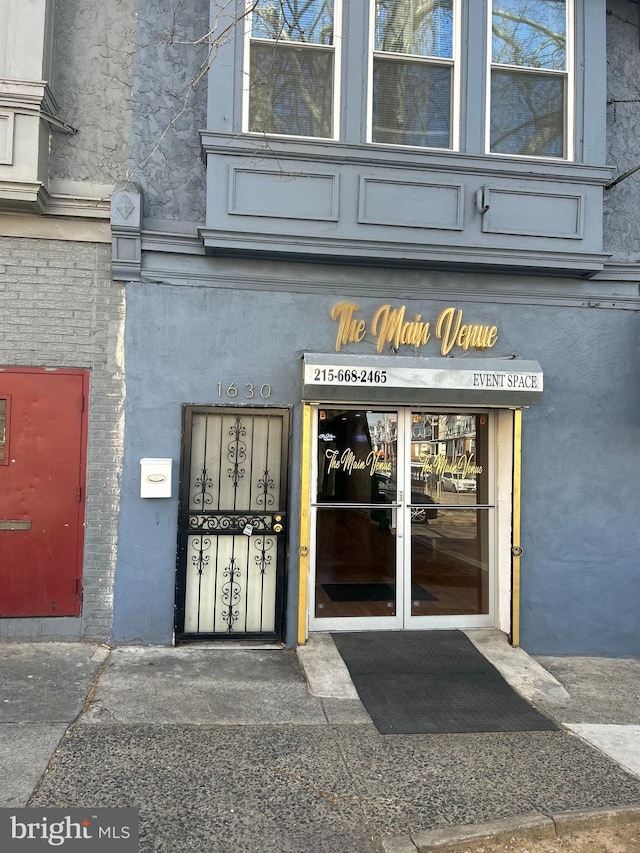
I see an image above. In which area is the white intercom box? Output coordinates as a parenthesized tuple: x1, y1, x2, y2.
(140, 458, 172, 498)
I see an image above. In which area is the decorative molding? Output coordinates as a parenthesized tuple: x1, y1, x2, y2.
(140, 230, 205, 255)
(0, 179, 47, 213)
(0, 213, 110, 243)
(359, 177, 464, 231)
(481, 187, 584, 240)
(0, 181, 111, 217)
(0, 78, 58, 116)
(199, 228, 609, 276)
(590, 263, 640, 282)
(228, 165, 339, 221)
(111, 187, 142, 229)
(0, 78, 62, 212)
(127, 230, 640, 305)
(40, 189, 110, 218)
(203, 133, 609, 274)
(202, 132, 614, 186)
(0, 111, 14, 164)
(135, 262, 640, 312)
(111, 181, 143, 281)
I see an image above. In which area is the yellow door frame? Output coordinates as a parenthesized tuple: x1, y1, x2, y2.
(297, 403, 313, 644)
(511, 409, 522, 647)
(297, 404, 523, 646)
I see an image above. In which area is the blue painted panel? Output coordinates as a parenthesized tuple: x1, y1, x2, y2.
(229, 167, 339, 220)
(359, 178, 464, 230)
(202, 138, 610, 272)
(482, 188, 583, 239)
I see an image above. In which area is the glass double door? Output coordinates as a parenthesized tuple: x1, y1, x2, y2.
(311, 408, 493, 630)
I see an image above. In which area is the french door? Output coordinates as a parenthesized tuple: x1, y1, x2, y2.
(310, 407, 494, 631)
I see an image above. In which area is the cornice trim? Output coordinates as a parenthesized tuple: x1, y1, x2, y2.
(134, 265, 640, 311)
(201, 132, 614, 186)
(198, 228, 609, 276)
(0, 78, 59, 114)
(0, 182, 110, 218)
(0, 213, 111, 242)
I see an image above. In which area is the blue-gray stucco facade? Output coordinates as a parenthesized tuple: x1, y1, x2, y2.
(112, 263, 640, 655)
(110, 0, 640, 655)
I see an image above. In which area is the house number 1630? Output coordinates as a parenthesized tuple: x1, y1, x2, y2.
(217, 382, 272, 400)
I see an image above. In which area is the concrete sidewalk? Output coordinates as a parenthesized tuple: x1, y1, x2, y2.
(1, 632, 639, 852)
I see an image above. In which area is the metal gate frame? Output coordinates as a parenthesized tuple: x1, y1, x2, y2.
(175, 405, 291, 643)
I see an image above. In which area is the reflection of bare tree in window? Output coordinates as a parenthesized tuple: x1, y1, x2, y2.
(250, 44, 333, 135)
(491, 71, 563, 155)
(491, 1, 567, 156)
(247, 0, 568, 155)
(374, 59, 451, 147)
(373, 0, 454, 148)
(249, 0, 335, 137)
(249, 0, 456, 146)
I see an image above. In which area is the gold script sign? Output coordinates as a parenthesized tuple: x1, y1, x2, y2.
(331, 303, 499, 355)
(326, 449, 392, 477)
(417, 453, 483, 478)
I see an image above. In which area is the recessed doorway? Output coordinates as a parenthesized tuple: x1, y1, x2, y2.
(310, 407, 494, 631)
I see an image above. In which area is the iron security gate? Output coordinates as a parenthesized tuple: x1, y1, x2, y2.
(176, 407, 290, 642)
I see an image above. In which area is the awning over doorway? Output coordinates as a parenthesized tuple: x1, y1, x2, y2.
(302, 353, 543, 407)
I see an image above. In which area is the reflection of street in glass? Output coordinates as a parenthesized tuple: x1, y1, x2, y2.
(441, 471, 477, 493)
(410, 507, 489, 617)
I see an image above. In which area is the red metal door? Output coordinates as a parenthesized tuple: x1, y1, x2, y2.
(0, 369, 88, 616)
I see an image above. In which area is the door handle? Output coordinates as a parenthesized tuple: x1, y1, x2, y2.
(273, 523, 283, 533)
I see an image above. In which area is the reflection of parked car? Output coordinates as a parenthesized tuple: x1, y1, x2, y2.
(441, 472, 476, 493)
(408, 497, 438, 524)
(373, 474, 438, 523)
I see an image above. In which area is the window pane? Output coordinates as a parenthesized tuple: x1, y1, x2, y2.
(373, 58, 451, 147)
(316, 410, 398, 504)
(490, 69, 564, 156)
(251, 0, 334, 45)
(375, 0, 453, 58)
(315, 509, 398, 618)
(249, 43, 333, 137)
(411, 412, 487, 501)
(492, 0, 566, 70)
(411, 508, 490, 616)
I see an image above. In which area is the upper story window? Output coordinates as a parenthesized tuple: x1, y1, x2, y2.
(489, 0, 571, 158)
(246, 0, 338, 139)
(371, 0, 457, 149)
(242, 0, 574, 160)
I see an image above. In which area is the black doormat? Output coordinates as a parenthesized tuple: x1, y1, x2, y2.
(322, 583, 437, 602)
(331, 630, 558, 734)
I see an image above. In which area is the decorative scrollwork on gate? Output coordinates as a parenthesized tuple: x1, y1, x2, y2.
(221, 556, 242, 631)
(192, 468, 214, 507)
(190, 536, 212, 575)
(226, 416, 247, 488)
(256, 469, 275, 508)
(253, 535, 274, 575)
(188, 514, 271, 532)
